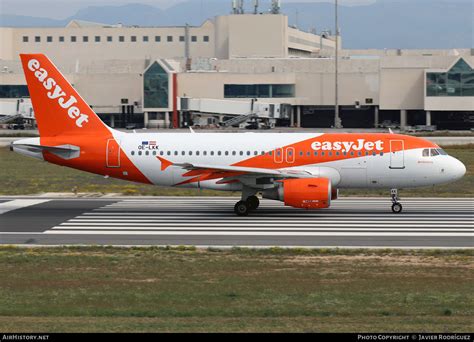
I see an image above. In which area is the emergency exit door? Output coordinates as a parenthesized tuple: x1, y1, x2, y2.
(106, 139, 121, 168)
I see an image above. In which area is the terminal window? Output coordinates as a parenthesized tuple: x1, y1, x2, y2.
(131, 36, 137, 42)
(83, 36, 88, 42)
(143, 36, 149, 42)
(155, 36, 161, 42)
(427, 58, 474, 97)
(203, 36, 209, 42)
(179, 36, 185, 42)
(224, 84, 295, 98)
(22, 36, 28, 42)
(47, 36, 52, 42)
(119, 36, 125, 42)
(167, 36, 173, 42)
(35, 36, 40, 42)
(71, 36, 76, 42)
(144, 61, 169, 109)
(107, 36, 112, 42)
(0, 85, 29, 98)
(59, 36, 64, 42)
(95, 36, 100, 42)
(191, 36, 197, 42)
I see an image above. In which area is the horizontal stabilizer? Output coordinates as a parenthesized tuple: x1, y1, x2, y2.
(11, 138, 80, 160)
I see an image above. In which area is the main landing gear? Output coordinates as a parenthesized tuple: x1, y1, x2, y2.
(234, 195, 260, 216)
(391, 189, 403, 213)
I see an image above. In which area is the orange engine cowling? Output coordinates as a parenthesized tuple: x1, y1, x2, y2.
(281, 178, 331, 209)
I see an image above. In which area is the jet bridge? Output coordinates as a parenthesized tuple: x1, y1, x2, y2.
(179, 97, 291, 128)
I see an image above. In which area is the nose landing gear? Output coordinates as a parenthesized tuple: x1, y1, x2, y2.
(391, 189, 403, 213)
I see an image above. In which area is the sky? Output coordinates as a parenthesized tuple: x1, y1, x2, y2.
(0, 0, 377, 19)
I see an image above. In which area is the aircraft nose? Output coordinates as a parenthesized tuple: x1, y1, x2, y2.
(449, 157, 466, 180)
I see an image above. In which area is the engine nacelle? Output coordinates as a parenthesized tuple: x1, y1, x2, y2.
(263, 177, 331, 209)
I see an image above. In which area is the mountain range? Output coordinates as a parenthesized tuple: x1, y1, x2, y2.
(0, 0, 472, 49)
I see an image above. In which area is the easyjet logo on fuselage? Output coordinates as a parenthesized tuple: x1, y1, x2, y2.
(27, 59, 89, 128)
(311, 139, 384, 152)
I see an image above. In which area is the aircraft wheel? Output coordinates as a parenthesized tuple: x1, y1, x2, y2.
(234, 201, 250, 216)
(246, 196, 260, 210)
(391, 202, 403, 214)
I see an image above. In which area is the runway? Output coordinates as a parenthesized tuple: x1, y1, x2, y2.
(0, 197, 472, 248)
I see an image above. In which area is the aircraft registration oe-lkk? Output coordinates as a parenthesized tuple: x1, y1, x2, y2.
(11, 54, 466, 216)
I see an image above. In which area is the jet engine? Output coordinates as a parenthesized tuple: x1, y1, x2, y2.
(262, 177, 331, 209)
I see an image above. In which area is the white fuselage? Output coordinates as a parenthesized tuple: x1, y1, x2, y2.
(110, 132, 466, 191)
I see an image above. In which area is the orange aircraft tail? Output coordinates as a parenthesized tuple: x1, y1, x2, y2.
(20, 54, 109, 137)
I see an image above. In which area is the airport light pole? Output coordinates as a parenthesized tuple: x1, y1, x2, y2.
(334, 0, 342, 128)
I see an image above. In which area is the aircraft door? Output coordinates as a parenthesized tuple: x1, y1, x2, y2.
(106, 139, 121, 168)
(285, 147, 295, 164)
(390, 140, 405, 169)
(274, 148, 283, 163)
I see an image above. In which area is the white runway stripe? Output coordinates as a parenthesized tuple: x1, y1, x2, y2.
(46, 198, 474, 241)
(76, 215, 473, 221)
(86, 212, 473, 218)
(52, 226, 472, 232)
(68, 216, 473, 224)
(58, 224, 471, 229)
(44, 231, 473, 237)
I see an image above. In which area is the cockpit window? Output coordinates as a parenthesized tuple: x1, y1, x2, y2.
(437, 148, 448, 155)
(422, 149, 430, 157)
(430, 148, 440, 156)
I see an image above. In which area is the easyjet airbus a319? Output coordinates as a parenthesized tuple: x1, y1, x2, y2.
(12, 54, 466, 215)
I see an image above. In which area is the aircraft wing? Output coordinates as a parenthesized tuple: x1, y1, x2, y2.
(157, 156, 312, 186)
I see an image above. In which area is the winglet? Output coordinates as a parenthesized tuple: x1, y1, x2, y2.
(157, 156, 173, 171)
(389, 128, 394, 134)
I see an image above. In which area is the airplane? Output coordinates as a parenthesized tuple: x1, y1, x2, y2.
(11, 54, 466, 216)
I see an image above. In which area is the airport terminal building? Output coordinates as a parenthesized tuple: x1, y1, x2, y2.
(0, 9, 473, 130)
